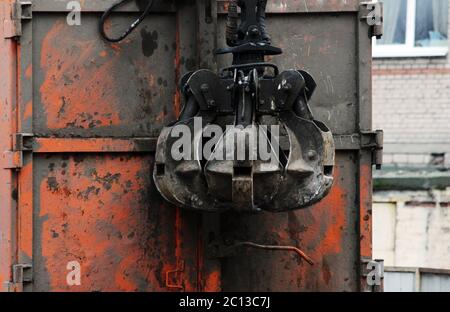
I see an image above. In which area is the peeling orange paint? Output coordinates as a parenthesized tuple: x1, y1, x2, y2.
(39, 20, 121, 130)
(316, 185, 346, 255)
(37, 154, 172, 291)
(359, 163, 372, 258)
(22, 100, 32, 121)
(18, 160, 33, 261)
(204, 270, 221, 292)
(173, 21, 181, 118)
(25, 65, 32, 79)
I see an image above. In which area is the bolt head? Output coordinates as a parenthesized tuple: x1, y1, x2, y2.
(201, 84, 209, 92)
(248, 26, 260, 38)
(307, 150, 317, 160)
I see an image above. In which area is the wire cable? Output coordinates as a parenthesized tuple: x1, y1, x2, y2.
(99, 0, 155, 42)
(227, 242, 314, 265)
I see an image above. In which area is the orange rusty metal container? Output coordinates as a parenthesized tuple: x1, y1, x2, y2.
(0, 0, 377, 291)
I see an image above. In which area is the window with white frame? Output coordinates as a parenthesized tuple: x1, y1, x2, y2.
(373, 0, 449, 57)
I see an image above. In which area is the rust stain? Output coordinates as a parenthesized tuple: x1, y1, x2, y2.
(25, 65, 32, 79)
(203, 270, 221, 292)
(18, 161, 33, 260)
(293, 165, 347, 258)
(155, 111, 165, 123)
(359, 163, 372, 258)
(37, 154, 174, 291)
(39, 20, 121, 130)
(322, 259, 331, 285)
(22, 100, 32, 121)
(173, 19, 181, 118)
(317, 185, 346, 255)
(175, 208, 182, 264)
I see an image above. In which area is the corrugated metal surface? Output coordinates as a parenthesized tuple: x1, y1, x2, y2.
(0, 0, 375, 292)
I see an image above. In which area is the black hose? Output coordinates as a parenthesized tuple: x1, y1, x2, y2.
(99, 0, 155, 43)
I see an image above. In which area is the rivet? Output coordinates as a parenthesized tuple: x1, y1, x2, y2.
(307, 150, 317, 160)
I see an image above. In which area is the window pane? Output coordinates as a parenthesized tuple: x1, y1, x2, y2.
(377, 0, 408, 45)
(415, 0, 448, 47)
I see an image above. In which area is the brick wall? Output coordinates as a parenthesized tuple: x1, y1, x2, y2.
(373, 58, 450, 148)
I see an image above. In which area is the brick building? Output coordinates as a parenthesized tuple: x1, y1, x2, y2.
(372, 0, 450, 270)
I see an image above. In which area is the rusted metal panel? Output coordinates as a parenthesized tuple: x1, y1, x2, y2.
(0, 0, 375, 292)
(219, 153, 359, 291)
(33, 14, 178, 138)
(213, 0, 374, 291)
(13, 0, 204, 292)
(217, 14, 359, 135)
(32, 153, 198, 291)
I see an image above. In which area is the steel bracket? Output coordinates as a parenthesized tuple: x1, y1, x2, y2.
(3, 0, 32, 39)
(359, 1, 383, 39)
(361, 130, 384, 169)
(2, 133, 33, 169)
(2, 281, 14, 292)
(13, 133, 34, 152)
(2, 151, 23, 169)
(12, 263, 32, 284)
(5, 264, 33, 291)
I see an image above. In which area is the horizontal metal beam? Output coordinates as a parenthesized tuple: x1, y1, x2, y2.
(31, 138, 157, 153)
(374, 174, 450, 191)
(333, 134, 362, 150)
(31, 0, 176, 13)
(217, 0, 360, 14)
(32, 0, 359, 13)
(27, 134, 364, 154)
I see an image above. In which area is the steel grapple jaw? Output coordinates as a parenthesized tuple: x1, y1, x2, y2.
(153, 0, 335, 212)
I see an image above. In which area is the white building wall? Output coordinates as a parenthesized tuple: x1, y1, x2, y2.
(373, 190, 450, 269)
(372, 2, 450, 271)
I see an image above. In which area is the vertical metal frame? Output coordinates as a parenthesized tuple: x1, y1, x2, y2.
(17, 0, 33, 289)
(0, 0, 18, 292)
(357, 0, 375, 291)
